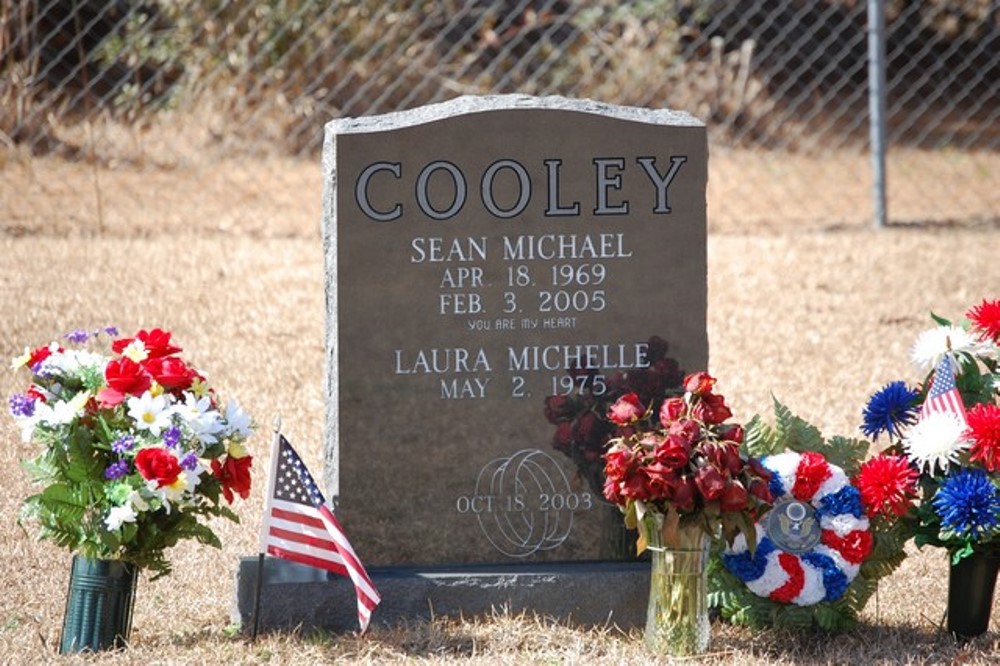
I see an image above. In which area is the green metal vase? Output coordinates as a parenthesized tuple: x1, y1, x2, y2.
(59, 556, 138, 653)
(947, 550, 1000, 640)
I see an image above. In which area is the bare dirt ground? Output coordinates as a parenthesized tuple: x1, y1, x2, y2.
(1, 151, 998, 663)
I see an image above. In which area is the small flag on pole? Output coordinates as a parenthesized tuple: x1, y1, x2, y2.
(259, 431, 380, 633)
(920, 354, 967, 422)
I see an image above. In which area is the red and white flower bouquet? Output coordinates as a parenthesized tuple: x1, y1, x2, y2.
(9, 327, 253, 578)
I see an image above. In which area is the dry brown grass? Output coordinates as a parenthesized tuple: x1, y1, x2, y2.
(1, 152, 999, 663)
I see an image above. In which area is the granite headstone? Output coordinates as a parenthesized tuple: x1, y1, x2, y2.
(323, 95, 707, 566)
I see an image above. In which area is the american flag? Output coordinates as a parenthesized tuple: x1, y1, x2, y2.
(920, 354, 967, 422)
(260, 434, 380, 633)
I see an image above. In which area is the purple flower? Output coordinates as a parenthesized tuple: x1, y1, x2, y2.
(64, 329, 91, 344)
(9, 394, 36, 418)
(180, 452, 199, 471)
(103, 459, 130, 480)
(111, 436, 136, 454)
(102, 326, 120, 337)
(163, 427, 181, 449)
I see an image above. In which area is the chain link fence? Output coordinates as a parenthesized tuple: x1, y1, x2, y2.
(2, 0, 998, 234)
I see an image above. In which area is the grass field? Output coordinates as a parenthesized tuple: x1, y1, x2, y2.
(1, 149, 998, 663)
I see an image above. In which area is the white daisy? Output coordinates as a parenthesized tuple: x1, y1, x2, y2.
(127, 391, 172, 436)
(910, 325, 981, 372)
(902, 412, 970, 474)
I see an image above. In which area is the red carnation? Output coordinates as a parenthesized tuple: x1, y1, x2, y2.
(212, 454, 253, 503)
(821, 529, 874, 565)
(967, 403, 1000, 473)
(791, 451, 832, 502)
(854, 453, 918, 518)
(135, 447, 182, 488)
(966, 298, 1000, 343)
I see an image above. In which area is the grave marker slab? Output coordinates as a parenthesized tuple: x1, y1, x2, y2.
(323, 95, 706, 566)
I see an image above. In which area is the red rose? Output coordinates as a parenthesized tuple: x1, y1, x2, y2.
(672, 476, 697, 511)
(607, 392, 644, 425)
(144, 356, 196, 392)
(748, 478, 774, 504)
(694, 465, 726, 501)
(552, 421, 574, 453)
(654, 434, 690, 469)
(112, 328, 182, 358)
(573, 411, 611, 448)
(621, 468, 652, 501)
(683, 372, 716, 396)
(658, 397, 686, 427)
(98, 357, 152, 407)
(135, 447, 182, 488)
(720, 479, 749, 511)
(693, 392, 732, 425)
(748, 457, 773, 482)
(712, 441, 743, 475)
(719, 423, 744, 444)
(603, 475, 625, 505)
(604, 444, 636, 480)
(668, 419, 701, 446)
(544, 395, 578, 424)
(212, 454, 253, 503)
(641, 462, 679, 498)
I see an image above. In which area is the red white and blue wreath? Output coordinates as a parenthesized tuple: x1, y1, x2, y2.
(722, 450, 872, 605)
(708, 400, 910, 632)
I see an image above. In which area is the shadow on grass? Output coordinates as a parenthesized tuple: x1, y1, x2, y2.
(712, 620, 1000, 664)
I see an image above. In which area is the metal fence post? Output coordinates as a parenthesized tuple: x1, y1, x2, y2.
(867, 0, 888, 228)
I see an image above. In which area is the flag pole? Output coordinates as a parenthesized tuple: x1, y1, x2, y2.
(251, 414, 282, 641)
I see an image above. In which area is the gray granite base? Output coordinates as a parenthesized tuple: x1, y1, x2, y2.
(234, 557, 650, 634)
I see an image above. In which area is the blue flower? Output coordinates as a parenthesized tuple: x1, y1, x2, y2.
(64, 329, 91, 344)
(103, 459, 130, 480)
(180, 452, 198, 471)
(861, 381, 921, 440)
(932, 467, 1000, 542)
(111, 436, 135, 454)
(163, 426, 182, 449)
(8, 394, 36, 418)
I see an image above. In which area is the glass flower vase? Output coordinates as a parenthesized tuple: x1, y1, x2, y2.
(643, 514, 710, 656)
